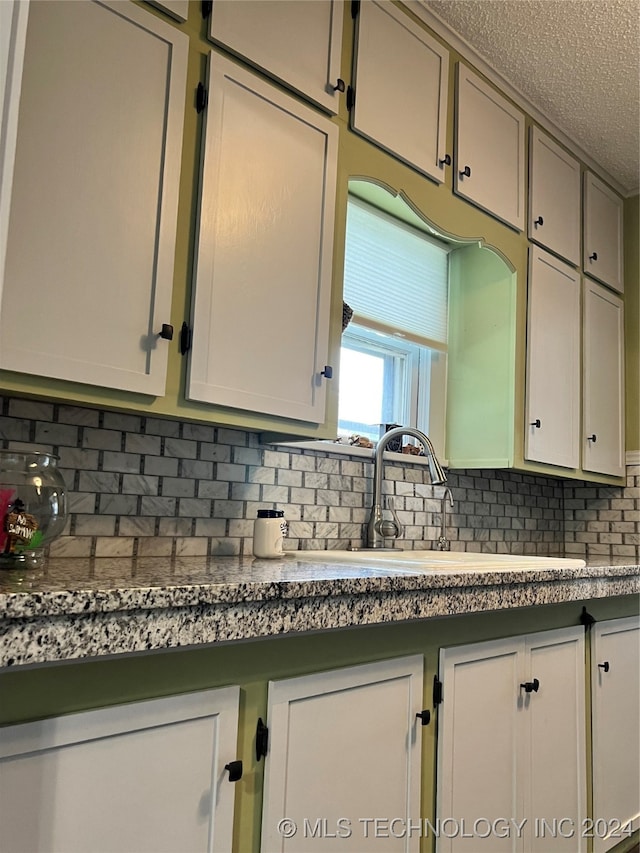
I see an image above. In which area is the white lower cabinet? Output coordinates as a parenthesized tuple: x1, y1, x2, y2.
(591, 616, 640, 853)
(437, 627, 586, 852)
(0, 686, 241, 853)
(260, 655, 424, 852)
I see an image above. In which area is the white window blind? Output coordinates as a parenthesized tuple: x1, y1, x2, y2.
(343, 197, 449, 347)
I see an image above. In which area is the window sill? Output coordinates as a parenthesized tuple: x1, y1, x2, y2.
(271, 438, 449, 469)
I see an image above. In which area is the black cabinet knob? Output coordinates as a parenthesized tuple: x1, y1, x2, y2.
(587, 434, 597, 443)
(159, 323, 173, 341)
(225, 760, 243, 782)
(520, 678, 540, 693)
(530, 419, 541, 428)
(598, 661, 610, 673)
(333, 78, 345, 93)
(415, 710, 431, 726)
(459, 165, 471, 178)
(439, 154, 451, 167)
(534, 216, 544, 227)
(589, 252, 598, 261)
(320, 365, 333, 379)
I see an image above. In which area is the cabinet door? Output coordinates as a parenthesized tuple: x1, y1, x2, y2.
(261, 655, 424, 852)
(188, 52, 338, 424)
(525, 247, 580, 469)
(0, 0, 187, 395)
(209, 0, 343, 114)
(528, 127, 581, 266)
(147, 0, 189, 22)
(455, 63, 525, 231)
(524, 628, 586, 853)
(583, 280, 625, 477)
(351, 0, 449, 183)
(583, 172, 624, 294)
(0, 0, 29, 307)
(438, 628, 586, 853)
(437, 637, 523, 853)
(0, 686, 240, 853)
(591, 617, 640, 853)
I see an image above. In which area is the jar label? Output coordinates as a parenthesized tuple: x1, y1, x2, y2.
(2, 498, 40, 554)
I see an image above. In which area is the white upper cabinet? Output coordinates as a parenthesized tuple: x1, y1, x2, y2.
(0, 0, 187, 396)
(188, 52, 338, 424)
(0, 0, 29, 309)
(208, 0, 344, 114)
(525, 247, 581, 469)
(583, 171, 624, 293)
(351, 0, 450, 183)
(583, 279, 625, 477)
(455, 63, 525, 231)
(528, 127, 581, 266)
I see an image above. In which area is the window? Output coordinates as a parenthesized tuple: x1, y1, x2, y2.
(339, 195, 450, 451)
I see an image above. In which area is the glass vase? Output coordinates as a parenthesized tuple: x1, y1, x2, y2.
(0, 449, 68, 569)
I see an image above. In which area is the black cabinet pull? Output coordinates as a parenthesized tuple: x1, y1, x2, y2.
(415, 710, 431, 726)
(598, 661, 610, 672)
(587, 434, 597, 443)
(520, 678, 540, 693)
(225, 760, 243, 782)
(256, 717, 269, 761)
(530, 419, 541, 428)
(439, 154, 451, 167)
(333, 78, 345, 93)
(534, 216, 544, 227)
(159, 324, 173, 341)
(320, 365, 333, 379)
(589, 252, 598, 261)
(459, 165, 471, 179)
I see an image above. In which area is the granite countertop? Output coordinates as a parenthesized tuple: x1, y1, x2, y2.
(0, 553, 638, 668)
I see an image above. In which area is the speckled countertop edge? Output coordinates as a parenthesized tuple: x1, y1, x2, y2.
(0, 556, 638, 668)
(0, 555, 638, 618)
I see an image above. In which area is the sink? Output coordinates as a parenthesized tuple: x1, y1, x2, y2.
(294, 550, 586, 572)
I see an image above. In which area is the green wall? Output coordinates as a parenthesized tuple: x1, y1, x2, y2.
(624, 195, 639, 452)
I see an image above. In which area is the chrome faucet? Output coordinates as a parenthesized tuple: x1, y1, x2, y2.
(365, 426, 447, 549)
(436, 487, 454, 551)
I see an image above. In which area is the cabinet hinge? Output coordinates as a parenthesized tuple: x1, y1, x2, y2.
(196, 82, 208, 114)
(351, 0, 361, 18)
(256, 717, 269, 761)
(433, 675, 443, 706)
(201, 0, 212, 19)
(579, 606, 596, 627)
(179, 322, 192, 355)
(346, 85, 355, 112)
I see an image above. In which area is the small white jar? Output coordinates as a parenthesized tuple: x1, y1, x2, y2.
(253, 510, 287, 558)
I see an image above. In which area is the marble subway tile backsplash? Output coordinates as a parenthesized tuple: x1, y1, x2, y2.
(0, 395, 637, 561)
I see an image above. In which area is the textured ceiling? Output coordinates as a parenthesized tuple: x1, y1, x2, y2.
(422, 0, 640, 195)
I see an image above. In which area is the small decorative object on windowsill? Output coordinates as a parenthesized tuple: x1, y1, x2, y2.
(342, 301, 353, 332)
(0, 449, 68, 570)
(349, 435, 374, 449)
(402, 444, 423, 456)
